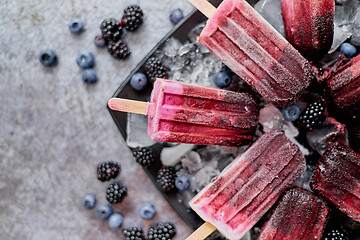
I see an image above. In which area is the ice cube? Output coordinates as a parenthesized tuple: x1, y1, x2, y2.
(181, 151, 202, 174)
(350, 9, 360, 46)
(192, 165, 220, 192)
(160, 144, 194, 166)
(126, 113, 156, 148)
(293, 165, 316, 191)
(188, 22, 205, 43)
(163, 38, 182, 57)
(254, 0, 284, 36)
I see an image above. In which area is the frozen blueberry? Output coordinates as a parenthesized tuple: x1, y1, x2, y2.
(138, 202, 156, 220)
(108, 212, 124, 229)
(82, 194, 96, 209)
(96, 203, 113, 220)
(170, 8, 184, 25)
(214, 70, 231, 88)
(76, 51, 95, 69)
(340, 43, 357, 58)
(282, 104, 301, 121)
(175, 175, 191, 191)
(82, 69, 98, 84)
(94, 35, 107, 48)
(130, 73, 147, 90)
(39, 49, 57, 67)
(68, 18, 84, 34)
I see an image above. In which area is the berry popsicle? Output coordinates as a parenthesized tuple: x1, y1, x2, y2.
(187, 130, 306, 240)
(108, 78, 259, 146)
(189, 0, 314, 107)
(281, 0, 334, 60)
(258, 187, 330, 240)
(310, 143, 360, 223)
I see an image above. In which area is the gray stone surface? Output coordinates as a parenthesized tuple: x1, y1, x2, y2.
(0, 1, 194, 239)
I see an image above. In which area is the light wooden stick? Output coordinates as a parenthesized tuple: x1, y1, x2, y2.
(185, 222, 217, 240)
(188, 0, 217, 18)
(108, 98, 154, 116)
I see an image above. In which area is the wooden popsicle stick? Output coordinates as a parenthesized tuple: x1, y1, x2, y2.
(108, 98, 154, 116)
(188, 0, 217, 18)
(185, 222, 217, 240)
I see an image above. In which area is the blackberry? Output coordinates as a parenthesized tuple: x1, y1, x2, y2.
(108, 40, 131, 59)
(156, 167, 176, 192)
(100, 18, 124, 42)
(144, 57, 168, 83)
(323, 229, 349, 240)
(106, 182, 127, 204)
(121, 5, 144, 32)
(123, 227, 145, 240)
(147, 222, 176, 240)
(132, 147, 155, 167)
(97, 161, 121, 182)
(298, 101, 326, 130)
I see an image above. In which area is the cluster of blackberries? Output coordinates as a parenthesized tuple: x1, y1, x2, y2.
(123, 222, 176, 240)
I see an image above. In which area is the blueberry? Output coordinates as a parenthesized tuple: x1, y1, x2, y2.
(94, 35, 107, 48)
(82, 194, 96, 209)
(68, 18, 84, 34)
(76, 51, 95, 69)
(175, 175, 191, 191)
(340, 43, 357, 58)
(96, 203, 113, 220)
(214, 70, 231, 88)
(282, 104, 301, 121)
(138, 203, 156, 220)
(130, 73, 147, 90)
(82, 69, 98, 84)
(170, 8, 184, 25)
(39, 49, 57, 67)
(108, 212, 124, 229)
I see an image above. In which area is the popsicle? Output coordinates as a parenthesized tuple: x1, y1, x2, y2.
(281, 0, 334, 60)
(258, 187, 330, 240)
(108, 78, 259, 146)
(187, 130, 306, 240)
(189, 0, 314, 107)
(310, 143, 360, 223)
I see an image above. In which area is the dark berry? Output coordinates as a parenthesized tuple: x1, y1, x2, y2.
(96, 203, 113, 220)
(282, 104, 301, 121)
(82, 194, 96, 209)
(214, 70, 231, 88)
(94, 35, 107, 48)
(298, 101, 326, 130)
(100, 18, 124, 42)
(147, 222, 176, 240)
(156, 167, 176, 192)
(76, 51, 95, 69)
(121, 5, 144, 32)
(106, 182, 127, 204)
(39, 49, 57, 67)
(138, 202, 156, 220)
(144, 57, 168, 83)
(108, 40, 130, 59)
(340, 43, 357, 58)
(323, 229, 349, 240)
(132, 147, 155, 167)
(175, 175, 191, 191)
(96, 161, 121, 182)
(68, 18, 84, 34)
(170, 8, 184, 25)
(82, 69, 98, 84)
(108, 212, 124, 229)
(123, 227, 145, 240)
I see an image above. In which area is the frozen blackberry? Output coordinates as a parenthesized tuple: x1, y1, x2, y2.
(106, 182, 127, 204)
(108, 40, 130, 59)
(123, 227, 145, 240)
(147, 222, 176, 240)
(97, 161, 121, 182)
(100, 18, 124, 42)
(323, 229, 349, 240)
(144, 57, 168, 83)
(121, 5, 144, 32)
(132, 147, 155, 167)
(298, 101, 326, 130)
(156, 167, 176, 192)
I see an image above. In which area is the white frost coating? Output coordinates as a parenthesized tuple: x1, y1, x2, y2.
(160, 144, 194, 166)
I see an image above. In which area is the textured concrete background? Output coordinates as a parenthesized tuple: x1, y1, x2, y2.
(0, 0, 195, 239)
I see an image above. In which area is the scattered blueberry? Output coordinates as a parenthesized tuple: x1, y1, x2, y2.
(170, 8, 184, 25)
(175, 175, 191, 191)
(39, 49, 57, 67)
(108, 212, 124, 229)
(130, 73, 148, 90)
(96, 203, 113, 220)
(214, 70, 231, 88)
(94, 35, 107, 48)
(81, 69, 98, 84)
(82, 194, 96, 209)
(340, 43, 357, 58)
(68, 18, 84, 34)
(76, 51, 95, 69)
(282, 104, 301, 121)
(138, 202, 156, 220)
